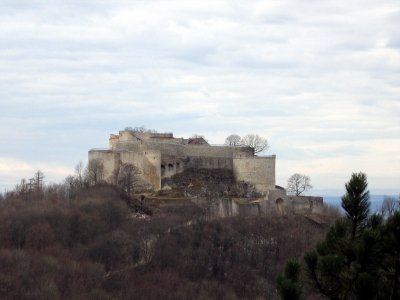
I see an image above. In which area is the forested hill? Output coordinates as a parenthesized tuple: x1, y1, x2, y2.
(0, 184, 340, 300)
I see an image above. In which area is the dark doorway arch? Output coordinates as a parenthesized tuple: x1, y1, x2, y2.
(276, 198, 284, 215)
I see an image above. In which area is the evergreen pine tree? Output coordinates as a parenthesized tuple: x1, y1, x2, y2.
(276, 259, 302, 300)
(341, 172, 370, 241)
(278, 172, 400, 300)
(382, 211, 400, 300)
(303, 172, 385, 299)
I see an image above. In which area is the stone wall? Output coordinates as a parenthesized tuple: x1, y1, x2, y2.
(112, 140, 254, 159)
(108, 140, 254, 186)
(119, 131, 138, 141)
(184, 157, 233, 170)
(238, 202, 260, 216)
(208, 199, 260, 218)
(88, 150, 120, 183)
(89, 149, 162, 191)
(194, 194, 323, 219)
(143, 150, 162, 191)
(182, 145, 253, 158)
(233, 156, 276, 194)
(213, 198, 239, 218)
(161, 158, 183, 179)
(265, 188, 323, 215)
(111, 141, 142, 152)
(120, 151, 145, 170)
(91, 131, 281, 196)
(290, 196, 323, 214)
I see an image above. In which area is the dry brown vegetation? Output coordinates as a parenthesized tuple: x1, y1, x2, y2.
(0, 168, 341, 299)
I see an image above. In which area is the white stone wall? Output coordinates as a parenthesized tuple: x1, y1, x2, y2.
(233, 156, 276, 194)
(143, 150, 162, 191)
(91, 132, 276, 194)
(112, 140, 254, 159)
(88, 150, 120, 183)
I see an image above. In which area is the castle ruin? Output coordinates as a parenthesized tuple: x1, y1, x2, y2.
(89, 130, 323, 216)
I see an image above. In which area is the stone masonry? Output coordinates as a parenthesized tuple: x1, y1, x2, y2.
(89, 130, 323, 215)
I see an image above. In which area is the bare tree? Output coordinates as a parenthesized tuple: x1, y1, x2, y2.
(241, 134, 269, 154)
(118, 163, 141, 196)
(323, 203, 343, 219)
(286, 173, 313, 196)
(379, 195, 399, 217)
(33, 170, 45, 191)
(28, 177, 35, 192)
(87, 158, 104, 186)
(64, 175, 76, 188)
(190, 134, 208, 142)
(225, 134, 242, 147)
(64, 175, 78, 199)
(191, 134, 204, 139)
(14, 178, 29, 196)
(74, 161, 84, 188)
(125, 126, 157, 134)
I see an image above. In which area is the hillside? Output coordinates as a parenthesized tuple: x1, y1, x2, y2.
(0, 182, 338, 300)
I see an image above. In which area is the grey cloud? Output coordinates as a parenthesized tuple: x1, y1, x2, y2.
(274, 144, 367, 161)
(388, 35, 400, 49)
(0, 0, 399, 192)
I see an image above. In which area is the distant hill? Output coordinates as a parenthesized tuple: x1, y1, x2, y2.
(323, 194, 398, 213)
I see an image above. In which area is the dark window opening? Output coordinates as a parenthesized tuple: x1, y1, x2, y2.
(161, 164, 165, 175)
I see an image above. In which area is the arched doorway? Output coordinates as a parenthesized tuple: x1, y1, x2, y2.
(276, 198, 284, 215)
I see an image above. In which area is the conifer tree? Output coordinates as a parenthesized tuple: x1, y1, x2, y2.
(276, 259, 302, 300)
(302, 172, 384, 299)
(278, 172, 400, 300)
(341, 172, 370, 241)
(382, 211, 400, 300)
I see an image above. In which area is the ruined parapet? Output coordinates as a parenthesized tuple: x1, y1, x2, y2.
(289, 196, 323, 215)
(266, 188, 324, 215)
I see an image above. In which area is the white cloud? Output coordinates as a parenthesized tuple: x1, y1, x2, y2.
(0, 157, 73, 192)
(0, 0, 399, 194)
(0, 157, 31, 172)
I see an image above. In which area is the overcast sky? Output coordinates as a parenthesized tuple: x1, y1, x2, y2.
(1, 0, 399, 196)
